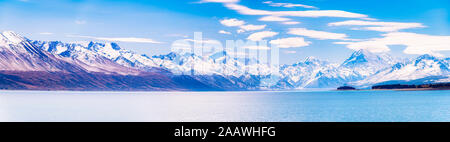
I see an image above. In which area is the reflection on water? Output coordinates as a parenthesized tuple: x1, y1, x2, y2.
(0, 90, 450, 122)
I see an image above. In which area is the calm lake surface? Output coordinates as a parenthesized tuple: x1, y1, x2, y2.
(0, 90, 449, 122)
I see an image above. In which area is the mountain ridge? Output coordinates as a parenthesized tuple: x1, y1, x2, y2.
(1, 31, 448, 90)
(0, 31, 237, 91)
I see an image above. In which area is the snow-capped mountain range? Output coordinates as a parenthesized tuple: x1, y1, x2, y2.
(1, 31, 449, 90)
(351, 54, 450, 88)
(0, 31, 85, 72)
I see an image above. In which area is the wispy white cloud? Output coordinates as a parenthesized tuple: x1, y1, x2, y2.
(283, 50, 297, 54)
(247, 31, 278, 41)
(282, 21, 301, 25)
(263, 1, 317, 9)
(288, 28, 350, 40)
(259, 16, 291, 22)
(220, 18, 265, 33)
(242, 45, 270, 50)
(219, 3, 369, 28)
(236, 29, 245, 33)
(224, 3, 369, 19)
(67, 35, 163, 44)
(239, 24, 266, 31)
(328, 20, 426, 32)
(218, 30, 232, 34)
(334, 32, 450, 56)
(270, 37, 310, 48)
(220, 18, 245, 27)
(202, 0, 447, 57)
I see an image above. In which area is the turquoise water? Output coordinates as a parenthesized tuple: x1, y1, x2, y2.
(0, 90, 449, 122)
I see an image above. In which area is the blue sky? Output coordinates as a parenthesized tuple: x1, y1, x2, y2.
(1, 0, 449, 64)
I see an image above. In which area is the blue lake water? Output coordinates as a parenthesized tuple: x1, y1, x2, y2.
(0, 90, 449, 122)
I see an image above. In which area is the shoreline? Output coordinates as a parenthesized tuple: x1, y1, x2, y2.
(337, 88, 450, 91)
(372, 88, 450, 91)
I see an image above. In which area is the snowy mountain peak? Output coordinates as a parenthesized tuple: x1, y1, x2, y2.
(342, 49, 377, 66)
(2, 31, 449, 90)
(86, 42, 120, 51)
(416, 54, 438, 61)
(0, 31, 89, 72)
(110, 42, 121, 50)
(391, 62, 406, 70)
(152, 52, 179, 60)
(342, 49, 396, 67)
(0, 31, 27, 44)
(209, 51, 228, 60)
(351, 54, 450, 88)
(413, 54, 448, 70)
(1, 31, 20, 37)
(304, 56, 321, 63)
